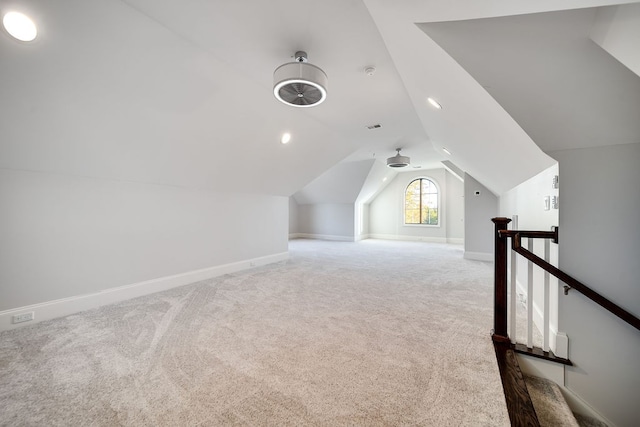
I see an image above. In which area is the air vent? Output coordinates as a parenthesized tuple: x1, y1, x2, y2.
(367, 124, 382, 130)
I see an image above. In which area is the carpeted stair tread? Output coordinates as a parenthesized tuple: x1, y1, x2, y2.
(524, 374, 579, 427)
(574, 412, 608, 427)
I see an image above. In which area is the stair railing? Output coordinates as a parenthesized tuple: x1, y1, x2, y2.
(491, 217, 640, 352)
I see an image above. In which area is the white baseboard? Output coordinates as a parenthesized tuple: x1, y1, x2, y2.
(289, 233, 302, 239)
(447, 238, 464, 245)
(295, 233, 355, 242)
(368, 234, 447, 243)
(463, 251, 493, 261)
(0, 251, 289, 332)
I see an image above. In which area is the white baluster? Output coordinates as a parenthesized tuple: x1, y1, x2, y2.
(510, 215, 518, 344)
(543, 238, 550, 352)
(527, 237, 534, 349)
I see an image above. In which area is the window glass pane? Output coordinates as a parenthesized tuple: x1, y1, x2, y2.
(405, 180, 421, 223)
(405, 178, 439, 225)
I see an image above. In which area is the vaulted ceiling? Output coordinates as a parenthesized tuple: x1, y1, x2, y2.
(2, 0, 638, 200)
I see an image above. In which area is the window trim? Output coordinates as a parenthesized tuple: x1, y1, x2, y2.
(403, 176, 441, 227)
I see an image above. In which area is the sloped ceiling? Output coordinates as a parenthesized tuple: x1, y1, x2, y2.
(419, 7, 640, 152)
(2, 0, 638, 199)
(294, 159, 377, 205)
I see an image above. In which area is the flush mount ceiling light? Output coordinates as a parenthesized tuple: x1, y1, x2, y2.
(387, 148, 410, 168)
(3, 11, 37, 41)
(280, 132, 291, 144)
(274, 51, 327, 107)
(427, 97, 442, 109)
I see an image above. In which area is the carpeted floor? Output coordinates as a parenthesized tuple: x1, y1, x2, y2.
(0, 239, 510, 426)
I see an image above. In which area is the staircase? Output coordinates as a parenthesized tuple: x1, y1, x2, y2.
(490, 218, 640, 427)
(493, 340, 607, 427)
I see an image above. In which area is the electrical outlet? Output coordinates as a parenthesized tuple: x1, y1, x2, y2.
(12, 312, 34, 324)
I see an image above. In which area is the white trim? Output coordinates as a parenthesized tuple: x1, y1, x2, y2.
(369, 234, 447, 243)
(295, 233, 355, 242)
(0, 252, 289, 331)
(289, 233, 303, 239)
(447, 237, 464, 245)
(463, 251, 493, 261)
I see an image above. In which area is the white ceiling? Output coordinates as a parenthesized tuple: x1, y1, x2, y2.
(419, 7, 640, 152)
(1, 0, 638, 199)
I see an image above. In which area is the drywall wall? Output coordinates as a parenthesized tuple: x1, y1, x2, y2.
(445, 170, 464, 242)
(368, 168, 464, 242)
(550, 143, 640, 427)
(591, 3, 640, 78)
(0, 169, 289, 312)
(296, 203, 355, 240)
(359, 203, 370, 240)
(464, 174, 498, 259)
(499, 164, 560, 349)
(293, 160, 375, 205)
(289, 197, 299, 236)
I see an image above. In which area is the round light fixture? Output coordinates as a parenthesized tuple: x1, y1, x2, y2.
(281, 132, 291, 144)
(427, 97, 442, 109)
(274, 51, 328, 108)
(387, 148, 410, 168)
(3, 11, 37, 42)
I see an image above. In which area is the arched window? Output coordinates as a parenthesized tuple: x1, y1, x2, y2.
(405, 178, 439, 225)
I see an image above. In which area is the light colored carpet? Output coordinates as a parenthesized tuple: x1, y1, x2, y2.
(0, 239, 509, 426)
(524, 374, 579, 427)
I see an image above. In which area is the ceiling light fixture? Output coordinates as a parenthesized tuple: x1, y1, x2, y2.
(280, 133, 291, 144)
(274, 51, 327, 107)
(3, 11, 37, 41)
(442, 147, 451, 155)
(427, 97, 442, 109)
(386, 148, 410, 168)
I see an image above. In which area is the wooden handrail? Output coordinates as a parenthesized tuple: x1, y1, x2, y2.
(491, 217, 640, 333)
(499, 228, 558, 244)
(510, 233, 640, 331)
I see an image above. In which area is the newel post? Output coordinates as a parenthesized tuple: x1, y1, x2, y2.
(491, 217, 511, 342)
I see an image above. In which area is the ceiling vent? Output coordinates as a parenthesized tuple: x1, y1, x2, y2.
(387, 148, 410, 168)
(274, 51, 328, 107)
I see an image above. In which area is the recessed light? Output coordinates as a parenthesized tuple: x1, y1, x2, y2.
(3, 12, 37, 42)
(442, 147, 451, 155)
(280, 132, 291, 144)
(427, 97, 442, 109)
(382, 177, 387, 182)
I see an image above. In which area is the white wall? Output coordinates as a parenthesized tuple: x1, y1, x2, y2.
(499, 164, 560, 349)
(591, 3, 640, 78)
(445, 171, 465, 242)
(369, 168, 463, 243)
(550, 143, 640, 427)
(289, 196, 299, 236)
(464, 174, 498, 259)
(0, 169, 288, 313)
(297, 203, 355, 241)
